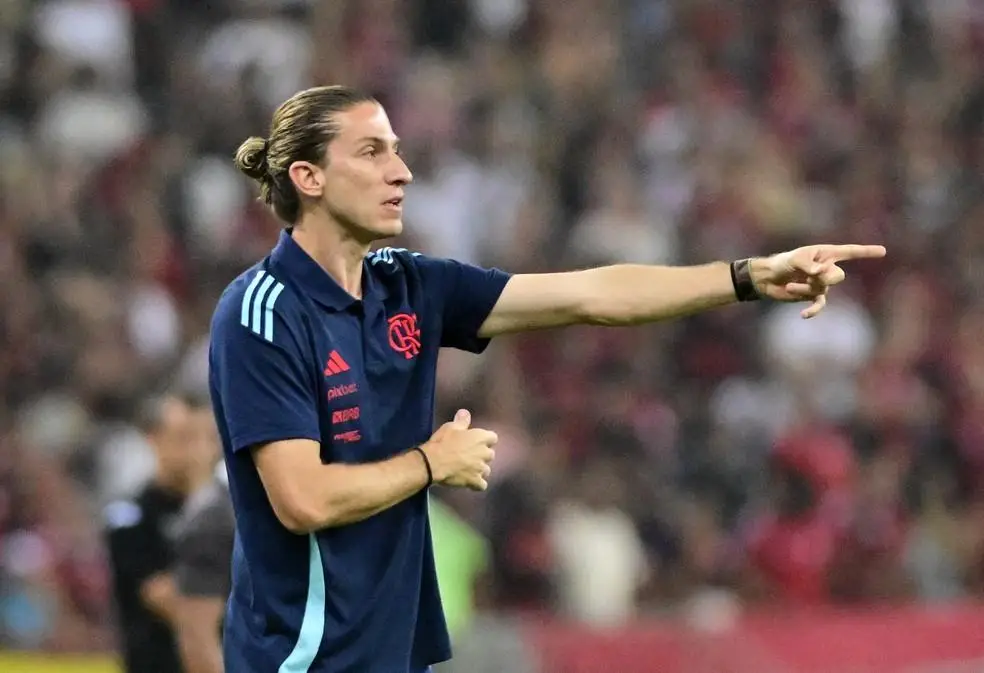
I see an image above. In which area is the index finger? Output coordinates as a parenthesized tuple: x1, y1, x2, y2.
(469, 429, 499, 446)
(827, 244, 887, 262)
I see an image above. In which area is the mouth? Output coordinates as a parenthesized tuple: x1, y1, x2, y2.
(383, 196, 403, 208)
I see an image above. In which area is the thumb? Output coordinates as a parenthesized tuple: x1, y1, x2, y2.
(452, 409, 472, 429)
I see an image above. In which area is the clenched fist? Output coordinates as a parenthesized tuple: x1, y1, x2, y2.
(421, 409, 497, 491)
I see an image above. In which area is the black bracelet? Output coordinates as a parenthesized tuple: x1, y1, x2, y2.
(410, 447, 433, 488)
(730, 258, 761, 302)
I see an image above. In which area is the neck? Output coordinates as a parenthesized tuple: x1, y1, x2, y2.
(155, 473, 188, 496)
(291, 213, 369, 298)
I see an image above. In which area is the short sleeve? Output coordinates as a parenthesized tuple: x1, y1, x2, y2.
(210, 284, 320, 453)
(174, 498, 234, 598)
(412, 254, 512, 353)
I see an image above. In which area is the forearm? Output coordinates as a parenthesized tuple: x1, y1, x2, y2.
(178, 631, 224, 673)
(290, 450, 429, 532)
(578, 260, 767, 326)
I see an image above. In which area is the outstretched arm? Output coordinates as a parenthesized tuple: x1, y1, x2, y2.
(477, 244, 886, 337)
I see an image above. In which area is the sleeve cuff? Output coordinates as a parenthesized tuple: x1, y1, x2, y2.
(442, 269, 512, 353)
(231, 429, 321, 454)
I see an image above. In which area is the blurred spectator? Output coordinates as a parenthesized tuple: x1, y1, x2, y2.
(737, 427, 855, 606)
(102, 393, 216, 673)
(547, 456, 649, 626)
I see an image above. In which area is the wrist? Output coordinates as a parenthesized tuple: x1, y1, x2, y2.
(418, 443, 447, 483)
(750, 257, 772, 295)
(730, 258, 766, 302)
(409, 446, 434, 488)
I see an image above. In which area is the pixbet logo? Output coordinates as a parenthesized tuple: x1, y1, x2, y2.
(327, 383, 358, 401)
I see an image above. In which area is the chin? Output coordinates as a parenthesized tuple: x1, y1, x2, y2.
(367, 217, 403, 241)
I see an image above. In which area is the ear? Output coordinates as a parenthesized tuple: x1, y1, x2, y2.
(288, 161, 324, 199)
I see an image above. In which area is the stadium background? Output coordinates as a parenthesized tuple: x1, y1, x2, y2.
(2, 0, 984, 671)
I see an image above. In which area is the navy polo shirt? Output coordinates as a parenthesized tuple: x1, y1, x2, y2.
(208, 230, 511, 673)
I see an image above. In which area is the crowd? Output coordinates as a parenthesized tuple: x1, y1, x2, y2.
(1, 0, 983, 654)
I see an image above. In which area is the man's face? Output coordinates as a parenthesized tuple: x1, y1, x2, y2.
(185, 406, 220, 477)
(317, 101, 413, 242)
(151, 398, 192, 485)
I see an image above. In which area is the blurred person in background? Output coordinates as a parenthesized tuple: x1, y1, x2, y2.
(737, 426, 855, 606)
(102, 392, 215, 673)
(172, 398, 232, 673)
(828, 451, 912, 603)
(547, 456, 649, 626)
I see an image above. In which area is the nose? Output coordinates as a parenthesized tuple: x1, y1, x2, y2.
(388, 153, 412, 186)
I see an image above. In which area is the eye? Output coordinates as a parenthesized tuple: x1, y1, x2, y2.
(363, 146, 378, 158)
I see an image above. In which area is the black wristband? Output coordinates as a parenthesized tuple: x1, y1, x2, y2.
(730, 258, 761, 302)
(410, 447, 433, 488)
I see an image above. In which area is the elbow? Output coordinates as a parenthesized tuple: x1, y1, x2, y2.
(270, 495, 322, 534)
(270, 493, 348, 534)
(277, 510, 318, 536)
(254, 441, 357, 533)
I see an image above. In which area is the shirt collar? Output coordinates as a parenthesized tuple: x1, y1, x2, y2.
(269, 229, 381, 311)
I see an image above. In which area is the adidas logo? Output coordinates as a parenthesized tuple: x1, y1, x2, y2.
(323, 351, 351, 376)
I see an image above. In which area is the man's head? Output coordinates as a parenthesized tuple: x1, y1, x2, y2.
(234, 86, 412, 242)
(138, 394, 193, 491)
(137, 391, 216, 493)
(184, 393, 220, 483)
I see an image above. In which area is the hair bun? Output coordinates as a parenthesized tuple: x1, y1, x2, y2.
(234, 136, 270, 182)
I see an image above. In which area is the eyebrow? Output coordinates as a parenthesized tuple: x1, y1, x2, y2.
(356, 136, 400, 147)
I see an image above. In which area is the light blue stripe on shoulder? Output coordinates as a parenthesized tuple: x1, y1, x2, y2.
(278, 534, 326, 673)
(367, 247, 386, 265)
(263, 282, 285, 342)
(369, 246, 420, 265)
(240, 270, 267, 327)
(251, 275, 276, 335)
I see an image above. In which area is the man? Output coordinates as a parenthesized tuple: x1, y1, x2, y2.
(173, 403, 235, 673)
(103, 392, 213, 673)
(211, 85, 885, 673)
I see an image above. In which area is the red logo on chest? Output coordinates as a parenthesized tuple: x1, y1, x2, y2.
(331, 406, 361, 424)
(388, 313, 421, 360)
(323, 350, 350, 376)
(333, 430, 362, 444)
